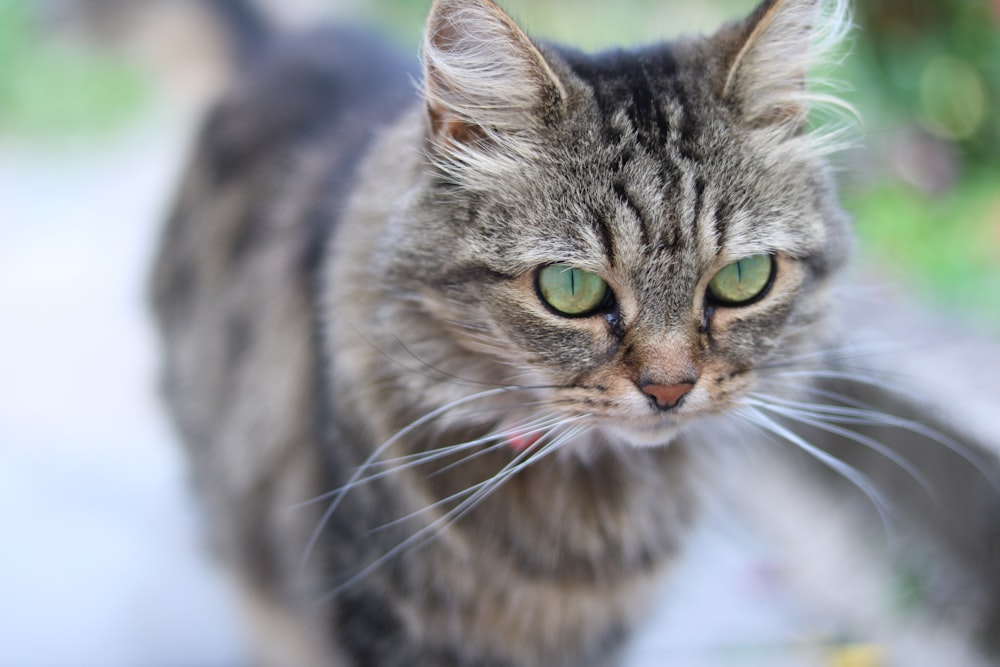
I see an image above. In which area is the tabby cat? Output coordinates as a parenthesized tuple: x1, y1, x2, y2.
(152, 0, 873, 664)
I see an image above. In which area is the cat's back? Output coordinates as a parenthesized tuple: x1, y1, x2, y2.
(153, 25, 416, 414)
(150, 25, 416, 592)
(153, 24, 416, 322)
(190, 27, 416, 195)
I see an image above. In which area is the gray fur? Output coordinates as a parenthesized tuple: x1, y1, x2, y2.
(153, 1, 857, 665)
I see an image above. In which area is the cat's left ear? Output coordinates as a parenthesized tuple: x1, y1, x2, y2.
(720, 0, 846, 133)
(422, 0, 565, 152)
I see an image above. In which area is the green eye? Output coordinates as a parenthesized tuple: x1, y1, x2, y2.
(707, 254, 775, 305)
(537, 265, 609, 316)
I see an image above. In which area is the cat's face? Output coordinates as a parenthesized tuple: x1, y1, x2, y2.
(371, 0, 850, 448)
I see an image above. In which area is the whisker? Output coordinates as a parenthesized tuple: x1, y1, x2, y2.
(295, 388, 524, 510)
(745, 395, 935, 500)
(425, 423, 589, 531)
(368, 440, 517, 534)
(749, 391, 1000, 491)
(376, 417, 590, 531)
(365, 412, 564, 473)
(299, 385, 520, 568)
(427, 414, 574, 478)
(733, 405, 895, 533)
(320, 422, 589, 598)
(300, 438, 501, 512)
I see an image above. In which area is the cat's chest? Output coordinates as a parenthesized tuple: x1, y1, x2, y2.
(399, 545, 667, 666)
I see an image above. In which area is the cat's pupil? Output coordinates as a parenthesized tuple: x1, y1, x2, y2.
(537, 265, 609, 317)
(707, 254, 775, 306)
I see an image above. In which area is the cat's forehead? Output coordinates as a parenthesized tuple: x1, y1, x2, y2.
(521, 45, 831, 268)
(556, 43, 716, 155)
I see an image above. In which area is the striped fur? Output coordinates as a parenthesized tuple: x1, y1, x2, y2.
(153, 1, 854, 665)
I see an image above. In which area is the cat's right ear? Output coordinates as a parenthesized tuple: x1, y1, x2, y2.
(719, 0, 850, 139)
(422, 0, 565, 160)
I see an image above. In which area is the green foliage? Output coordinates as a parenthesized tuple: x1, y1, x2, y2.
(0, 0, 149, 138)
(851, 0, 1000, 166)
(839, 0, 1000, 331)
(849, 171, 1000, 329)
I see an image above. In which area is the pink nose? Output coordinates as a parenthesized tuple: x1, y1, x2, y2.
(640, 382, 694, 410)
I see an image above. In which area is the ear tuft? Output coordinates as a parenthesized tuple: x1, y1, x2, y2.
(422, 0, 564, 151)
(721, 0, 852, 141)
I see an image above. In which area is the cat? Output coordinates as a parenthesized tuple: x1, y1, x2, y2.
(150, 0, 998, 665)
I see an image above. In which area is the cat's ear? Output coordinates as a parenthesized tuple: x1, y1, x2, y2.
(422, 0, 565, 150)
(720, 0, 847, 134)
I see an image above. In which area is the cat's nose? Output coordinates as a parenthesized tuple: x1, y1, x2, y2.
(639, 382, 694, 410)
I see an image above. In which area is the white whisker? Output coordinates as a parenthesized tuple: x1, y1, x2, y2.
(428, 414, 572, 478)
(750, 391, 1000, 490)
(428, 423, 589, 531)
(745, 394, 935, 499)
(320, 421, 590, 597)
(375, 416, 590, 531)
(299, 385, 520, 568)
(367, 411, 564, 473)
(733, 405, 895, 533)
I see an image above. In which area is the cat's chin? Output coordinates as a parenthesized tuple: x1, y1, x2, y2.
(604, 420, 684, 448)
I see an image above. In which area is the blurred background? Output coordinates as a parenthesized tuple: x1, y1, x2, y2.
(1, 0, 998, 665)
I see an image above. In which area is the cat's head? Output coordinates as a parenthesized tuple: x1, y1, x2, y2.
(373, 0, 852, 448)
